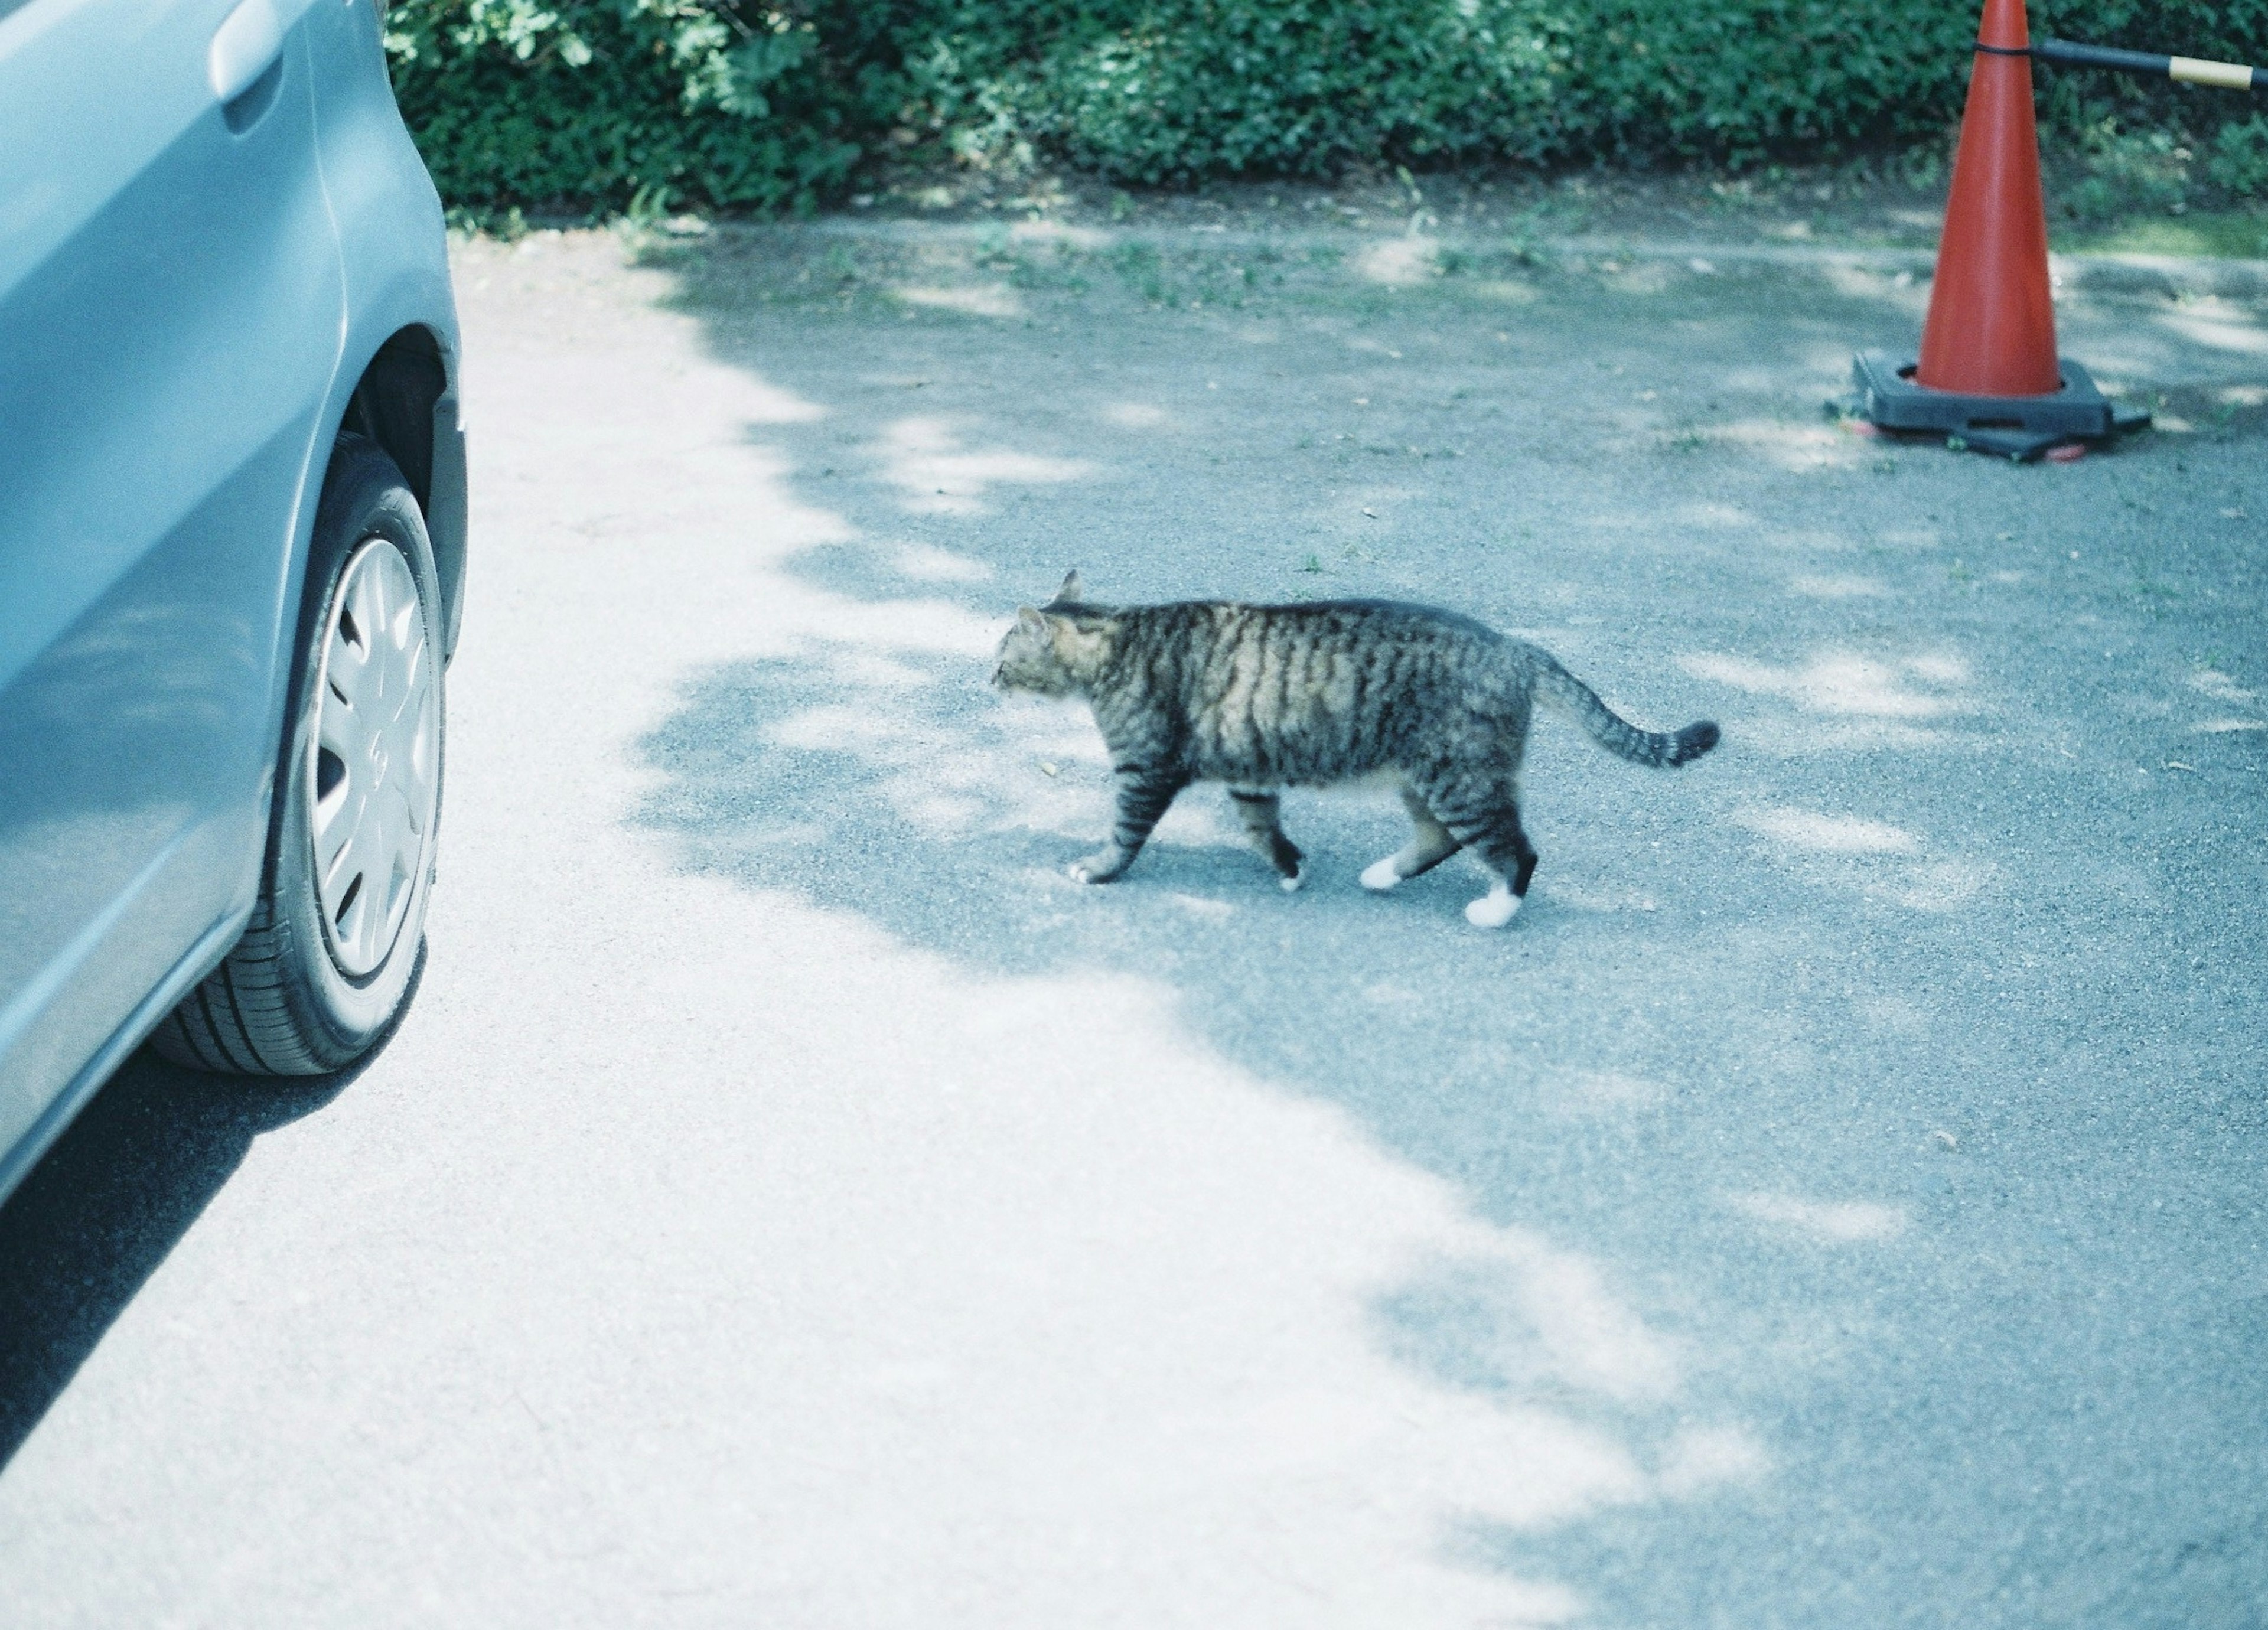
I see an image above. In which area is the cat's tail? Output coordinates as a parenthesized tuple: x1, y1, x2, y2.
(1533, 660, 1720, 768)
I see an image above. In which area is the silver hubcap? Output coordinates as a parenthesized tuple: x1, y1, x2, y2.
(310, 537, 438, 977)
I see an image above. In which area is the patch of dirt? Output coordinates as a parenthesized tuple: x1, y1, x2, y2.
(842, 158, 1956, 253)
(824, 155, 2267, 260)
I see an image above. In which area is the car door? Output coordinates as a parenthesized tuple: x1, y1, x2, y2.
(0, 0, 346, 1156)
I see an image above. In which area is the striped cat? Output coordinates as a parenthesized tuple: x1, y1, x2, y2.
(991, 572, 1719, 928)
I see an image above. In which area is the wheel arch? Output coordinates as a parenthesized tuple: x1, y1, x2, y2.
(337, 323, 467, 659)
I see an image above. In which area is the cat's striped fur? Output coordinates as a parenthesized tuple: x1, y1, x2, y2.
(991, 572, 1719, 928)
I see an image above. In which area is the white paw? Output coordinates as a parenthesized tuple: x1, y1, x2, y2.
(1464, 887, 1521, 929)
(1360, 856, 1402, 892)
(1068, 862, 1095, 884)
(1279, 867, 1305, 893)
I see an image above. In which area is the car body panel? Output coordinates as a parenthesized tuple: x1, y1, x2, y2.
(0, 0, 464, 1202)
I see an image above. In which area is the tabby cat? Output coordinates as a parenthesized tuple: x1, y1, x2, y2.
(990, 572, 1719, 928)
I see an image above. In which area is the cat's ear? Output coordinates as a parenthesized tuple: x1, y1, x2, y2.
(1055, 569, 1084, 604)
(1015, 605, 1047, 633)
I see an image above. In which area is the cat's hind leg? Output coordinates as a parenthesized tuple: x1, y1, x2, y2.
(1360, 785, 1462, 892)
(1228, 788, 1306, 891)
(1457, 800, 1540, 930)
(1396, 774, 1537, 927)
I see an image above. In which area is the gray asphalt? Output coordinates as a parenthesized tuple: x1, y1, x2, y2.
(1, 218, 2263, 1626)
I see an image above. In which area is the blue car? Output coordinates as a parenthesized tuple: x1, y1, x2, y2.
(0, 0, 466, 1202)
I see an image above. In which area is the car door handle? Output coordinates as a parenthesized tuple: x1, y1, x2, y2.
(208, 0, 284, 105)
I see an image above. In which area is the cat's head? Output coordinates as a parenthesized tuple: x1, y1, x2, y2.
(992, 570, 1106, 696)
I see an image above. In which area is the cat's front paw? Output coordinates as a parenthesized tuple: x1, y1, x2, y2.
(1069, 849, 1126, 885)
(1359, 856, 1403, 892)
(1279, 865, 1306, 894)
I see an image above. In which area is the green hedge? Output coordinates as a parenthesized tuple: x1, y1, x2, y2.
(382, 0, 2268, 213)
(381, 1, 905, 214)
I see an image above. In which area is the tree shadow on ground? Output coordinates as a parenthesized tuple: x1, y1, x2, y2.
(626, 232, 2268, 1624)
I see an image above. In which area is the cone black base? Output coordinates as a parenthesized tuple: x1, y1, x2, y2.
(1851, 350, 2149, 459)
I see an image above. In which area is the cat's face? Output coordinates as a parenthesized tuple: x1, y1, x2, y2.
(992, 608, 1080, 696)
(993, 571, 1094, 696)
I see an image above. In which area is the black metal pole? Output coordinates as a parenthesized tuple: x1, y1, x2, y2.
(1977, 37, 2260, 92)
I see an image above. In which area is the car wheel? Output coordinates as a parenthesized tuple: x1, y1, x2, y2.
(152, 435, 445, 1075)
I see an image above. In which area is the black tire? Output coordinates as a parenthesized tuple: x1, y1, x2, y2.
(152, 436, 445, 1075)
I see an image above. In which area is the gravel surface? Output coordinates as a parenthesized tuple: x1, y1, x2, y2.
(1, 219, 2263, 1627)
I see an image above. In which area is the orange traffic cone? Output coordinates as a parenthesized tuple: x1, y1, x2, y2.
(1917, 0, 2059, 395)
(1849, 0, 2144, 458)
